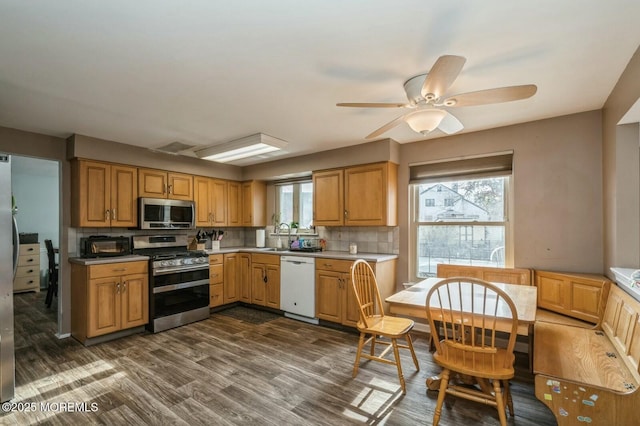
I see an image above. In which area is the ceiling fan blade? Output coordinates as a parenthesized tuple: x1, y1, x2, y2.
(443, 84, 537, 107)
(337, 102, 408, 108)
(421, 55, 466, 99)
(365, 115, 407, 139)
(438, 111, 464, 135)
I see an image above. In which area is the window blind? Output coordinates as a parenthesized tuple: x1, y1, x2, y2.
(409, 152, 513, 184)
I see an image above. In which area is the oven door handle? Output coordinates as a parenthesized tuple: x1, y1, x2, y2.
(152, 264, 209, 276)
(153, 279, 209, 294)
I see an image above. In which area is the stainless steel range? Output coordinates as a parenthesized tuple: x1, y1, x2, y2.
(132, 234, 210, 333)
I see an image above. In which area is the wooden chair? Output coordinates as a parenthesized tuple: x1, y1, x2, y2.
(350, 259, 419, 394)
(44, 239, 58, 308)
(425, 277, 518, 426)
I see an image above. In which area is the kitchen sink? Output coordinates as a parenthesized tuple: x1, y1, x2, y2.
(258, 247, 290, 252)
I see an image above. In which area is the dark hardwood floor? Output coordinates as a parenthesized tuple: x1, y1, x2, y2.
(3, 291, 557, 425)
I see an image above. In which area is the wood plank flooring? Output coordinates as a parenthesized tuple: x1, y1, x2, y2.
(3, 292, 558, 425)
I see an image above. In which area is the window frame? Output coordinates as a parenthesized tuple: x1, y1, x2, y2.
(274, 180, 313, 229)
(409, 175, 513, 282)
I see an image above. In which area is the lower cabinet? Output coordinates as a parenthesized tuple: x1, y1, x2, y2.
(251, 253, 280, 309)
(71, 261, 148, 344)
(535, 270, 611, 323)
(238, 253, 252, 303)
(315, 258, 396, 328)
(209, 254, 224, 307)
(315, 259, 360, 327)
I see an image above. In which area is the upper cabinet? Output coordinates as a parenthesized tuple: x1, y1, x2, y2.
(71, 160, 138, 227)
(194, 177, 228, 227)
(227, 181, 242, 227)
(242, 181, 266, 227)
(138, 168, 193, 201)
(313, 162, 397, 226)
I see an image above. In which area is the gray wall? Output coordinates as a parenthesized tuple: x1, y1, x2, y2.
(603, 45, 640, 274)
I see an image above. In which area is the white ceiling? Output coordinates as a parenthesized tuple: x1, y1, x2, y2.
(1, 1, 639, 165)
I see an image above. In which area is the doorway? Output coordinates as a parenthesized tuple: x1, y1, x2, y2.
(11, 155, 61, 334)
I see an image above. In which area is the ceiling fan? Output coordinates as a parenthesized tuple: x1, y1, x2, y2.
(337, 55, 537, 139)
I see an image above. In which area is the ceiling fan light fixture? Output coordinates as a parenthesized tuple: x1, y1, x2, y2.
(405, 109, 447, 135)
(444, 98, 457, 107)
(195, 133, 288, 163)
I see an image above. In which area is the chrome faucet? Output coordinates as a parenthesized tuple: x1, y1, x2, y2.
(278, 222, 291, 249)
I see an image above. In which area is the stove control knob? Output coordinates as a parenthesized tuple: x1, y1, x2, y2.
(183, 258, 193, 265)
(196, 257, 207, 264)
(161, 260, 171, 267)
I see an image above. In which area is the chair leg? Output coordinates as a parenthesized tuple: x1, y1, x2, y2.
(45, 285, 54, 308)
(370, 334, 377, 356)
(493, 378, 507, 426)
(405, 332, 420, 371)
(433, 368, 450, 426)
(503, 379, 514, 416)
(391, 338, 406, 394)
(352, 332, 366, 378)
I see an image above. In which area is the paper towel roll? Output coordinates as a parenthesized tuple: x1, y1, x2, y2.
(256, 229, 266, 248)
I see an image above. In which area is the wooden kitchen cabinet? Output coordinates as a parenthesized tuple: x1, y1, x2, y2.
(194, 177, 227, 227)
(238, 253, 252, 303)
(222, 253, 239, 304)
(71, 159, 138, 227)
(313, 162, 397, 226)
(315, 258, 359, 326)
(209, 254, 224, 307)
(312, 169, 344, 226)
(315, 257, 397, 327)
(535, 270, 611, 323)
(242, 180, 267, 227)
(250, 253, 280, 309)
(138, 168, 193, 200)
(227, 181, 243, 227)
(13, 243, 40, 293)
(71, 260, 148, 344)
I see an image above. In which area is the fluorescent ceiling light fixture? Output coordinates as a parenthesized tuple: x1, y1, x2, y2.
(195, 133, 288, 163)
(405, 109, 447, 135)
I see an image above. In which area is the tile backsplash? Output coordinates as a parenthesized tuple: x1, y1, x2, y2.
(69, 226, 399, 255)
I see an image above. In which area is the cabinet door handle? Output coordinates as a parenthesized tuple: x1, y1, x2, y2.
(105, 210, 110, 221)
(116, 283, 121, 294)
(344, 210, 348, 218)
(27, 247, 35, 252)
(27, 258, 34, 263)
(168, 184, 173, 194)
(112, 209, 117, 221)
(122, 281, 127, 293)
(323, 263, 333, 268)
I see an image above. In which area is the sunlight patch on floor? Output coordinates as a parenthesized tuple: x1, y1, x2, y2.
(343, 377, 402, 422)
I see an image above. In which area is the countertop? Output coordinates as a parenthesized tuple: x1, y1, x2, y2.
(69, 249, 397, 265)
(203, 247, 398, 262)
(68, 254, 150, 266)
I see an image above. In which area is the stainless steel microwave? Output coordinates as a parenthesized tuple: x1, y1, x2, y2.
(138, 198, 195, 229)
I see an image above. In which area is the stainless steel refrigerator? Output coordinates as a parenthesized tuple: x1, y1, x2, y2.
(0, 153, 16, 402)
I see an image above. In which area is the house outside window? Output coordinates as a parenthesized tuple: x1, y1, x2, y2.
(276, 181, 313, 229)
(409, 153, 513, 281)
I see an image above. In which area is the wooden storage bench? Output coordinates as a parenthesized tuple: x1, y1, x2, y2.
(533, 284, 640, 425)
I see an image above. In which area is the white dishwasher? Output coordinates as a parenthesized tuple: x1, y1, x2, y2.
(280, 256, 318, 324)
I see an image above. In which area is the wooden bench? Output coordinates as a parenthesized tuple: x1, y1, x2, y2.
(534, 270, 611, 329)
(533, 284, 640, 425)
(436, 264, 532, 286)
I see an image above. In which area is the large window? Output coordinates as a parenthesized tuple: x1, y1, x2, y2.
(409, 153, 512, 280)
(276, 181, 313, 229)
